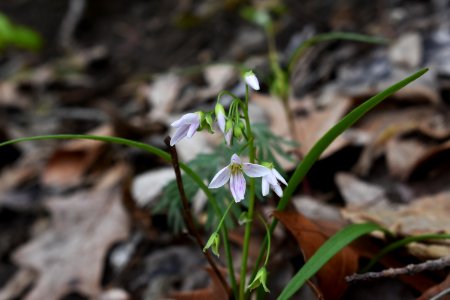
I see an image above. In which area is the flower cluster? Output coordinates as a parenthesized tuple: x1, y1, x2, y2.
(169, 71, 260, 147)
(169, 71, 287, 202)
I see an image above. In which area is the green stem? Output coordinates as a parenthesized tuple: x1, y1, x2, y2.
(214, 200, 234, 234)
(0, 134, 239, 296)
(239, 85, 256, 299)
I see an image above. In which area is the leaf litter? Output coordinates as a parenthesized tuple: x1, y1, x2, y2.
(1, 1, 450, 299)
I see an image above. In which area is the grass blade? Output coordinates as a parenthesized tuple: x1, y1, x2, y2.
(277, 223, 384, 300)
(289, 32, 387, 72)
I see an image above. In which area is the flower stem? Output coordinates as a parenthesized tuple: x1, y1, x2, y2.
(239, 85, 256, 299)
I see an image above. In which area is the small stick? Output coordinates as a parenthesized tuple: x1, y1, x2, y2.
(346, 255, 450, 282)
(164, 137, 230, 295)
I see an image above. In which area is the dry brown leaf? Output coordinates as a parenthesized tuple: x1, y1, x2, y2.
(417, 273, 450, 300)
(353, 107, 434, 175)
(274, 211, 358, 300)
(342, 191, 450, 258)
(293, 96, 352, 158)
(385, 138, 430, 180)
(169, 267, 229, 300)
(11, 164, 130, 300)
(410, 139, 450, 179)
(42, 125, 114, 188)
(335, 172, 390, 209)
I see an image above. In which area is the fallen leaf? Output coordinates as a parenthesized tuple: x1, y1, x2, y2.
(293, 96, 353, 158)
(353, 107, 434, 175)
(342, 191, 450, 258)
(417, 273, 450, 300)
(12, 164, 130, 300)
(335, 172, 390, 209)
(42, 125, 114, 188)
(274, 211, 359, 300)
(385, 138, 430, 180)
(131, 168, 175, 207)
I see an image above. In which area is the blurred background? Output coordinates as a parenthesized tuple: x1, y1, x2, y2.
(0, 0, 450, 299)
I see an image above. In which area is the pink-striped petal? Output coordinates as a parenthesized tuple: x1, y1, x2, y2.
(170, 125, 190, 146)
(230, 172, 246, 202)
(208, 166, 231, 188)
(230, 154, 241, 165)
(243, 163, 270, 177)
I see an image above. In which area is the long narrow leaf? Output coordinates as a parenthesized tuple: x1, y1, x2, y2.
(278, 223, 384, 300)
(289, 32, 387, 72)
(249, 68, 429, 285)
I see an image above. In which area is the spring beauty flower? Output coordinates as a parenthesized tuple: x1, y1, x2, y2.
(209, 154, 270, 202)
(261, 165, 287, 197)
(244, 70, 260, 91)
(170, 112, 202, 146)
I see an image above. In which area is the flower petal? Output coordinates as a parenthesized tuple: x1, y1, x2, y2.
(208, 166, 231, 188)
(230, 154, 241, 165)
(262, 178, 269, 196)
(170, 125, 190, 146)
(230, 172, 246, 202)
(244, 72, 260, 91)
(264, 173, 278, 186)
(225, 129, 232, 146)
(272, 168, 287, 185)
(171, 113, 199, 128)
(186, 120, 200, 138)
(243, 163, 270, 177)
(217, 112, 226, 133)
(271, 182, 283, 197)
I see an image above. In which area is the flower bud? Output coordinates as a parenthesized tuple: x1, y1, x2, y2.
(247, 267, 269, 293)
(234, 125, 243, 139)
(215, 103, 226, 133)
(203, 232, 220, 257)
(243, 70, 260, 91)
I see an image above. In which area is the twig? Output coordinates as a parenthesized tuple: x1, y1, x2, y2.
(59, 0, 86, 50)
(346, 255, 450, 282)
(430, 287, 450, 300)
(164, 136, 230, 295)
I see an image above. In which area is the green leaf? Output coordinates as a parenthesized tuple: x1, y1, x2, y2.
(0, 13, 42, 51)
(289, 32, 388, 73)
(278, 223, 384, 300)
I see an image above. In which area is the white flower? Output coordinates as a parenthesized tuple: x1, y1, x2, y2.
(244, 70, 260, 91)
(170, 112, 201, 146)
(209, 154, 270, 202)
(262, 167, 287, 197)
